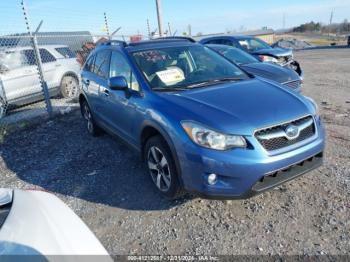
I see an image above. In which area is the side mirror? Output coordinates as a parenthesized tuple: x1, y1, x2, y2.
(109, 76, 128, 91)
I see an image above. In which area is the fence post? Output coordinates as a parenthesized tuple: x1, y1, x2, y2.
(21, 1, 53, 117)
(104, 12, 110, 40)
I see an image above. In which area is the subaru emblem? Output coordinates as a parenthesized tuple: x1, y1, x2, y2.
(285, 125, 299, 140)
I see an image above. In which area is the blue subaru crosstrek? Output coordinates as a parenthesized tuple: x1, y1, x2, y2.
(79, 37, 325, 199)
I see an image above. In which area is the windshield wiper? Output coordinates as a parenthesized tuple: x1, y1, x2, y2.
(186, 77, 244, 88)
(152, 87, 189, 92)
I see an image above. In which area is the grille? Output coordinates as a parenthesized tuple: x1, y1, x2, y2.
(283, 80, 301, 89)
(255, 116, 315, 151)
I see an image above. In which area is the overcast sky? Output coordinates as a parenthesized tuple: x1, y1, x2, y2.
(1, 0, 350, 35)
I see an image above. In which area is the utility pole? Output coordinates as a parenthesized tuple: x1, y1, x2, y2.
(329, 10, 334, 25)
(328, 10, 334, 37)
(168, 22, 172, 36)
(147, 19, 151, 39)
(155, 0, 163, 37)
(188, 24, 192, 36)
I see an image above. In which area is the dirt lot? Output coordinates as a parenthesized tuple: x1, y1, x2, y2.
(0, 48, 349, 256)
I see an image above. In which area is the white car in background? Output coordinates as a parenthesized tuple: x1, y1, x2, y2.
(0, 188, 111, 259)
(0, 45, 81, 118)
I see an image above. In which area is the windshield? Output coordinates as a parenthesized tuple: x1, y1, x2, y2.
(212, 46, 259, 64)
(132, 45, 249, 90)
(238, 38, 271, 52)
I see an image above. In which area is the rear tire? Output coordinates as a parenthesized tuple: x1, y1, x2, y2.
(60, 75, 79, 99)
(144, 135, 183, 199)
(81, 100, 102, 136)
(0, 96, 7, 119)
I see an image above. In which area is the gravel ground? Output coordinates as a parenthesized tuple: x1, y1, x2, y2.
(0, 48, 349, 256)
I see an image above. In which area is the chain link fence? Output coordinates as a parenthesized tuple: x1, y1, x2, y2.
(0, 1, 153, 130)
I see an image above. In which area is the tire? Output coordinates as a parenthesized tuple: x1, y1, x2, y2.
(144, 135, 183, 199)
(60, 75, 79, 99)
(0, 96, 7, 119)
(81, 100, 102, 136)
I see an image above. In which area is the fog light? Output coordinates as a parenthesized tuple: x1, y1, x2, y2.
(207, 173, 217, 185)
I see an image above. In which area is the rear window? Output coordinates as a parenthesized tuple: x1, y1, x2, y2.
(55, 47, 76, 58)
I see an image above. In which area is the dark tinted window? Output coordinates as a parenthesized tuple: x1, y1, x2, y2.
(93, 50, 111, 79)
(237, 38, 271, 51)
(55, 47, 76, 58)
(39, 49, 56, 63)
(22, 49, 36, 65)
(204, 39, 233, 45)
(21, 48, 56, 65)
(211, 46, 259, 64)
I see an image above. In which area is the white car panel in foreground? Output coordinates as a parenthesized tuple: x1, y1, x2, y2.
(0, 188, 111, 258)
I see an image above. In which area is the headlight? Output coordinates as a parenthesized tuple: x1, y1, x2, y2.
(181, 121, 246, 150)
(304, 96, 319, 115)
(259, 55, 278, 63)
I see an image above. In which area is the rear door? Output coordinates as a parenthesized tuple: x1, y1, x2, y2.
(1, 49, 40, 102)
(81, 50, 111, 121)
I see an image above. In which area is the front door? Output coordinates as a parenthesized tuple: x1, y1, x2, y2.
(99, 51, 141, 143)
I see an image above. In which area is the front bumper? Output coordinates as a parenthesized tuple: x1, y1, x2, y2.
(176, 116, 325, 199)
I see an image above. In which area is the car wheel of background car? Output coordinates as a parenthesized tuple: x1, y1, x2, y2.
(144, 135, 183, 199)
(81, 100, 101, 137)
(60, 75, 79, 99)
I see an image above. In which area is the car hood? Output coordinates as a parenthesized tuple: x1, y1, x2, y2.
(241, 62, 300, 84)
(158, 79, 311, 135)
(251, 47, 292, 58)
(0, 189, 111, 258)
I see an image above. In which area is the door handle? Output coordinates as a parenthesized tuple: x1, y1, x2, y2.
(103, 89, 110, 96)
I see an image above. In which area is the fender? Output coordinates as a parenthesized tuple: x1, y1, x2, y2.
(140, 119, 184, 186)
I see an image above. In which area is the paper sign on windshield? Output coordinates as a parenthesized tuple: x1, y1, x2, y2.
(156, 68, 185, 86)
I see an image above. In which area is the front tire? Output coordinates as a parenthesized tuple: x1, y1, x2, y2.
(144, 135, 182, 199)
(60, 75, 79, 99)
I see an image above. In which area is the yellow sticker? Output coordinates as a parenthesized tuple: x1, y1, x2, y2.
(156, 67, 185, 86)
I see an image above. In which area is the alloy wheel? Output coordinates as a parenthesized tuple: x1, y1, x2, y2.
(83, 103, 93, 134)
(147, 146, 171, 192)
(62, 76, 78, 98)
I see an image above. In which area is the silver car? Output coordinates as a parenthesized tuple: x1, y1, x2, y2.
(0, 45, 81, 118)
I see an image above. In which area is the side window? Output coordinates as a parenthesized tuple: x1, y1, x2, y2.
(110, 52, 139, 91)
(39, 49, 56, 63)
(93, 50, 111, 79)
(84, 55, 95, 72)
(0, 51, 27, 70)
(221, 39, 233, 46)
(207, 39, 220, 44)
(22, 49, 36, 66)
(55, 47, 76, 58)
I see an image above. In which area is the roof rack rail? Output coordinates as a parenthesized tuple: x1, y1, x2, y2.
(98, 40, 127, 47)
(152, 36, 196, 43)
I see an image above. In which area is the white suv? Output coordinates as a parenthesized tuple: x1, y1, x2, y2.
(0, 45, 81, 117)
